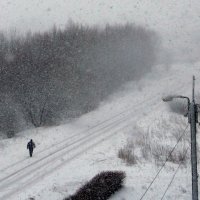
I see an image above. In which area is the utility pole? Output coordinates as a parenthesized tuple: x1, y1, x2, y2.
(162, 76, 199, 199)
(189, 75, 198, 200)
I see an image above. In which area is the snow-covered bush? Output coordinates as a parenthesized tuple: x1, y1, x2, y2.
(137, 133, 152, 161)
(119, 114, 191, 165)
(118, 141, 137, 165)
(65, 171, 126, 200)
(151, 142, 188, 165)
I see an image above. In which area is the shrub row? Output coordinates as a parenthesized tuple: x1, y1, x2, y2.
(65, 171, 126, 200)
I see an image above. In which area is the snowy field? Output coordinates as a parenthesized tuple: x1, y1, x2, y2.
(0, 63, 200, 200)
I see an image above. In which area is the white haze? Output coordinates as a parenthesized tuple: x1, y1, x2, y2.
(0, 0, 200, 62)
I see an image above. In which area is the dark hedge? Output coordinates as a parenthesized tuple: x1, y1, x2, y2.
(65, 171, 126, 200)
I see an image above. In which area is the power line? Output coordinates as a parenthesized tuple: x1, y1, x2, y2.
(139, 124, 189, 200)
(160, 146, 190, 200)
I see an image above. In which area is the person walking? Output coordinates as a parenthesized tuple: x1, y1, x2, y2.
(27, 139, 36, 157)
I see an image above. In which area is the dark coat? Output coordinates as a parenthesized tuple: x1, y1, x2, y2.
(27, 140, 36, 150)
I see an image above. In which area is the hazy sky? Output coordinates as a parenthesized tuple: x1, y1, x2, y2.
(0, 0, 200, 57)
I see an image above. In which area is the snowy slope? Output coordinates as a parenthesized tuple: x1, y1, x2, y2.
(0, 63, 200, 200)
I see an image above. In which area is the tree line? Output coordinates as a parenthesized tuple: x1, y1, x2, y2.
(0, 23, 160, 137)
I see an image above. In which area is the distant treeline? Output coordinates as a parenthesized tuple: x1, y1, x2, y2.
(0, 23, 160, 137)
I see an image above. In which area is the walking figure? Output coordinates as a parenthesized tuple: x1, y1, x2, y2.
(27, 139, 36, 157)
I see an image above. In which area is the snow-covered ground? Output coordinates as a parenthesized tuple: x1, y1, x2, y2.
(0, 63, 200, 200)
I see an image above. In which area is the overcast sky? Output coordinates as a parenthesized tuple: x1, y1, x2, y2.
(0, 0, 200, 58)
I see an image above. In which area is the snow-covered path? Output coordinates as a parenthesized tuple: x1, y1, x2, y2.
(0, 83, 163, 199)
(0, 63, 199, 200)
